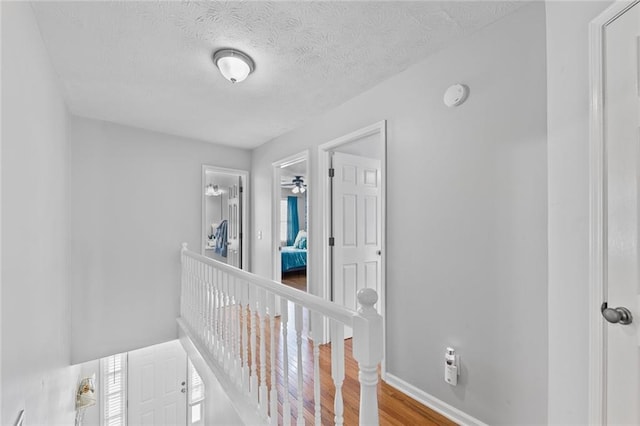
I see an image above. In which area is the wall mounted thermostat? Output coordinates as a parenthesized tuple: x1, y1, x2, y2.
(443, 84, 469, 107)
(444, 347, 459, 386)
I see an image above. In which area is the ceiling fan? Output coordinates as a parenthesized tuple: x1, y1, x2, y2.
(282, 176, 307, 194)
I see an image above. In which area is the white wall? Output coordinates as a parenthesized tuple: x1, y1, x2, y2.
(251, 3, 547, 424)
(69, 116, 251, 363)
(545, 1, 612, 423)
(1, 2, 80, 424)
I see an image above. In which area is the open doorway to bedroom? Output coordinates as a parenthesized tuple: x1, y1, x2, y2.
(202, 165, 248, 270)
(273, 152, 309, 292)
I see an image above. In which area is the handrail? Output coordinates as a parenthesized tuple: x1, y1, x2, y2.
(181, 243, 356, 325)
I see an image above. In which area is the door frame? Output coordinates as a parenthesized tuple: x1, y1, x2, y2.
(588, 1, 640, 422)
(272, 151, 310, 284)
(318, 120, 387, 377)
(201, 165, 250, 270)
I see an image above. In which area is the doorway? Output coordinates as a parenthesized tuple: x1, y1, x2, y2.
(589, 1, 640, 423)
(94, 340, 207, 426)
(202, 166, 249, 270)
(273, 152, 309, 292)
(318, 121, 386, 351)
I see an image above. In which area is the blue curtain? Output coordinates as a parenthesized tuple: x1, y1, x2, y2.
(287, 196, 299, 246)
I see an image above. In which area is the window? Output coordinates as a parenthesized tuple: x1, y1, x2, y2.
(280, 199, 288, 244)
(188, 360, 205, 425)
(100, 353, 127, 426)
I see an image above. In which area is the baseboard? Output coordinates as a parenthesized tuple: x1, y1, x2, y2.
(384, 373, 488, 426)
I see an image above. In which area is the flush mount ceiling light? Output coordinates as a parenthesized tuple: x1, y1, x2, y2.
(212, 49, 255, 83)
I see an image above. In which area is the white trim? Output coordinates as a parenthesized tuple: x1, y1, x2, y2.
(201, 165, 250, 270)
(588, 2, 640, 423)
(385, 373, 487, 426)
(271, 150, 310, 284)
(317, 120, 387, 376)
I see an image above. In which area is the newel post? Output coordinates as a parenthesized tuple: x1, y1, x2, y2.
(352, 288, 383, 426)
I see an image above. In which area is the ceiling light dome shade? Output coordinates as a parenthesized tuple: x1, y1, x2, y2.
(213, 49, 255, 83)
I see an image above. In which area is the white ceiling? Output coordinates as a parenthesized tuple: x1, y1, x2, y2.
(32, 1, 527, 149)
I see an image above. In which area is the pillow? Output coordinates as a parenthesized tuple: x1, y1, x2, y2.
(293, 230, 307, 248)
(295, 236, 307, 250)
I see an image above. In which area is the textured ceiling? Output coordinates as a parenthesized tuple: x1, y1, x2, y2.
(32, 1, 527, 149)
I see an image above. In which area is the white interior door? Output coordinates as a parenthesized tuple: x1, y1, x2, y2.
(227, 178, 242, 268)
(604, 2, 640, 423)
(331, 152, 382, 320)
(128, 340, 187, 426)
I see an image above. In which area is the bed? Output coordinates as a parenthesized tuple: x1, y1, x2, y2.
(281, 230, 307, 273)
(281, 246, 307, 273)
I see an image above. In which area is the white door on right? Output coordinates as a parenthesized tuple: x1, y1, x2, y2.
(331, 152, 382, 318)
(604, 1, 640, 423)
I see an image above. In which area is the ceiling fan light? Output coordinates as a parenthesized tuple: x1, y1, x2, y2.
(300, 186, 306, 193)
(213, 49, 255, 83)
(292, 186, 300, 194)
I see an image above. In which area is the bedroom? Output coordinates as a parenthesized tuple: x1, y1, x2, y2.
(278, 159, 308, 291)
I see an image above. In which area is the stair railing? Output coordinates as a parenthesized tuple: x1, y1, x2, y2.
(178, 243, 383, 425)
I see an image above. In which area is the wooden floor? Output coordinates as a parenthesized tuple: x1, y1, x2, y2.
(231, 285, 455, 426)
(281, 270, 307, 292)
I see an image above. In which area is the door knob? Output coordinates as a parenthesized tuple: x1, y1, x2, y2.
(181, 388, 186, 393)
(601, 302, 633, 325)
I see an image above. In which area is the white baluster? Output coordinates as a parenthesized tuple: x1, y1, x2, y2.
(189, 257, 195, 328)
(352, 289, 383, 426)
(224, 273, 231, 374)
(241, 280, 250, 394)
(204, 266, 209, 345)
(228, 275, 234, 374)
(194, 261, 199, 336)
(213, 268, 220, 359)
(331, 321, 345, 426)
(180, 243, 187, 318)
(216, 269, 224, 362)
(206, 265, 213, 351)
(268, 292, 278, 425)
(250, 287, 259, 406)
(312, 311, 322, 425)
(295, 304, 304, 426)
(231, 276, 240, 385)
(184, 256, 190, 326)
(186, 256, 191, 325)
(281, 298, 291, 426)
(236, 281, 243, 388)
(222, 270, 228, 365)
(210, 265, 216, 353)
(183, 255, 189, 324)
(259, 289, 268, 418)
(199, 262, 205, 340)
